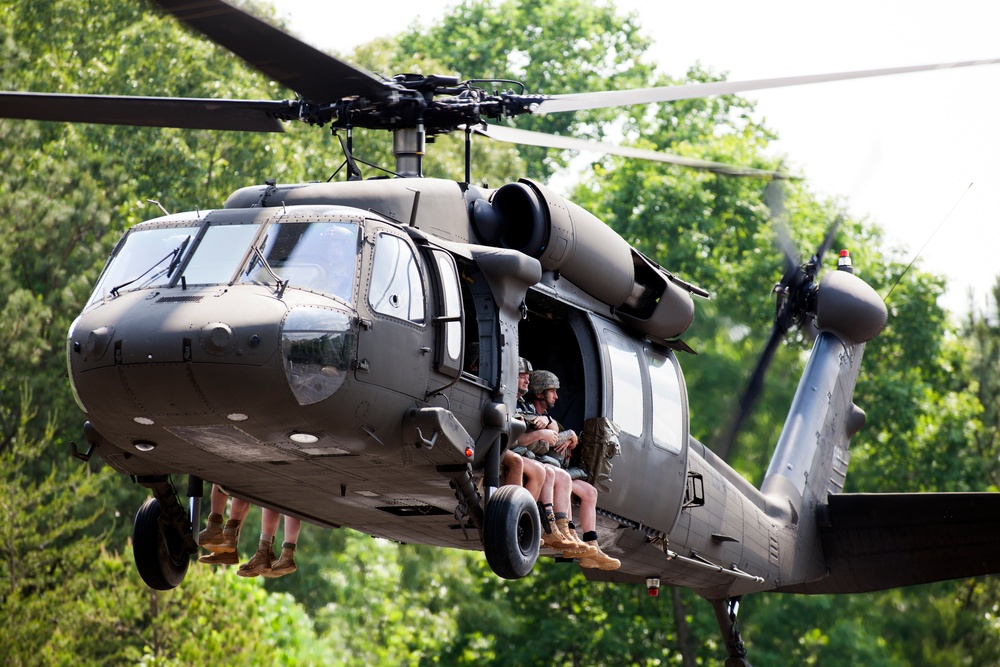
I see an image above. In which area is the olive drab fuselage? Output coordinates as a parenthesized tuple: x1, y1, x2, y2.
(69, 176, 890, 602)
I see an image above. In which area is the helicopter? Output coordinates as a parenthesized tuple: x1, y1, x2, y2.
(4, 1, 1000, 665)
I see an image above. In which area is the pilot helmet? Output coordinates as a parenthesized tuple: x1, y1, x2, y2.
(518, 357, 533, 374)
(529, 369, 560, 396)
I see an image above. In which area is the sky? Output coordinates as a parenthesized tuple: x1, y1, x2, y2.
(270, 0, 1000, 317)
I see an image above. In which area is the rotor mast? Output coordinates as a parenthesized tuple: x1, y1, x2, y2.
(393, 125, 426, 178)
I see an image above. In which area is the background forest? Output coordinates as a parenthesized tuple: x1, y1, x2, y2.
(2, 1, 999, 665)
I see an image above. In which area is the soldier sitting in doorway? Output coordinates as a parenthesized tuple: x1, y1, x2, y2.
(516, 362, 619, 570)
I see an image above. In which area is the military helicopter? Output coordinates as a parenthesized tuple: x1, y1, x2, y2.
(5, 1, 1000, 664)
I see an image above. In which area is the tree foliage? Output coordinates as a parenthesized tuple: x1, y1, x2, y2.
(1, 0, 998, 664)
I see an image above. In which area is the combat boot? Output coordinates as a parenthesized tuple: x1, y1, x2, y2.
(237, 537, 274, 577)
(198, 513, 224, 549)
(264, 542, 297, 578)
(202, 518, 240, 553)
(541, 526, 583, 553)
(198, 550, 239, 566)
(555, 518, 597, 558)
(578, 540, 620, 570)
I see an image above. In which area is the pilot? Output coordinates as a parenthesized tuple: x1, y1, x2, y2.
(512, 359, 599, 560)
(238, 508, 301, 578)
(198, 484, 250, 566)
(527, 369, 620, 571)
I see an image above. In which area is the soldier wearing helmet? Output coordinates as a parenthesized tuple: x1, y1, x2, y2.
(510, 360, 593, 558)
(525, 368, 620, 570)
(527, 370, 575, 450)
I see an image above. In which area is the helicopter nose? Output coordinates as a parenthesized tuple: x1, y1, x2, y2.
(68, 289, 288, 422)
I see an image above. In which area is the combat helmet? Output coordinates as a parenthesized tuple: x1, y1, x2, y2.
(518, 357, 533, 374)
(529, 369, 560, 396)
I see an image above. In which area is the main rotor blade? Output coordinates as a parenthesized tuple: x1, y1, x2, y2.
(0, 92, 288, 131)
(536, 58, 1000, 114)
(474, 124, 788, 178)
(151, 0, 396, 103)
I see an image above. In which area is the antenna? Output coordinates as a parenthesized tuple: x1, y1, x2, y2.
(884, 183, 973, 303)
(146, 199, 170, 216)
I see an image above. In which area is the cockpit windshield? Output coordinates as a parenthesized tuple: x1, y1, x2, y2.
(239, 221, 358, 304)
(89, 225, 200, 306)
(87, 216, 360, 307)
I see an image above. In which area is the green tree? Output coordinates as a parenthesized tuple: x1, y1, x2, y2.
(3, 0, 997, 664)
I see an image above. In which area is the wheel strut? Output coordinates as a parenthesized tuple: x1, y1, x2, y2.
(137, 475, 199, 554)
(711, 596, 753, 667)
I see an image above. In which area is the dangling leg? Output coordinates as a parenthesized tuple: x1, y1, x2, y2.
(238, 507, 279, 577)
(266, 515, 301, 578)
(538, 465, 581, 552)
(551, 468, 595, 558)
(198, 484, 228, 550)
(570, 478, 619, 570)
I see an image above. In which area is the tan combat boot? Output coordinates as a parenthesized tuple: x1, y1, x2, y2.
(541, 526, 584, 553)
(237, 537, 274, 577)
(578, 540, 621, 570)
(199, 550, 239, 566)
(555, 518, 597, 559)
(198, 513, 224, 549)
(264, 542, 297, 578)
(202, 518, 241, 554)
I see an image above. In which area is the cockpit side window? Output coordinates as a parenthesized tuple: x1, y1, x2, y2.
(369, 232, 425, 324)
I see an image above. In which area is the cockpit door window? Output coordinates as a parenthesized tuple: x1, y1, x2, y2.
(425, 248, 464, 377)
(369, 232, 426, 324)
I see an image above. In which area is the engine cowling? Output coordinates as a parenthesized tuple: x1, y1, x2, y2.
(472, 178, 695, 341)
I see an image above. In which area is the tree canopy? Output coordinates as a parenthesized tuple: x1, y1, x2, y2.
(2, 0, 998, 665)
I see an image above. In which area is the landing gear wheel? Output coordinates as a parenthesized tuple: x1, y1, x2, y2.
(483, 485, 540, 579)
(133, 497, 190, 590)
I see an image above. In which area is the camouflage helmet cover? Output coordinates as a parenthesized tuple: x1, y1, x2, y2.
(529, 369, 560, 396)
(518, 357, 533, 374)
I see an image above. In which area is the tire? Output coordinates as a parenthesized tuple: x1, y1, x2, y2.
(483, 485, 540, 579)
(133, 497, 189, 590)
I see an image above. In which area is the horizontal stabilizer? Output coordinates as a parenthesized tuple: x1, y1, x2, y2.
(778, 492, 1000, 594)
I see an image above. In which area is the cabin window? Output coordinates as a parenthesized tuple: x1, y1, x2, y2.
(369, 233, 425, 324)
(646, 347, 684, 454)
(240, 221, 358, 302)
(605, 330, 644, 437)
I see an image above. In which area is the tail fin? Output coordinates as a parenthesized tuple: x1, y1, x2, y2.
(760, 333, 869, 582)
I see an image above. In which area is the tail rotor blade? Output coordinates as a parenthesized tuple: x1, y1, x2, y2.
(715, 323, 786, 462)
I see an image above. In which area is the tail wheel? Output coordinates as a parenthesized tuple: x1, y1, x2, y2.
(483, 485, 540, 579)
(133, 497, 190, 590)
